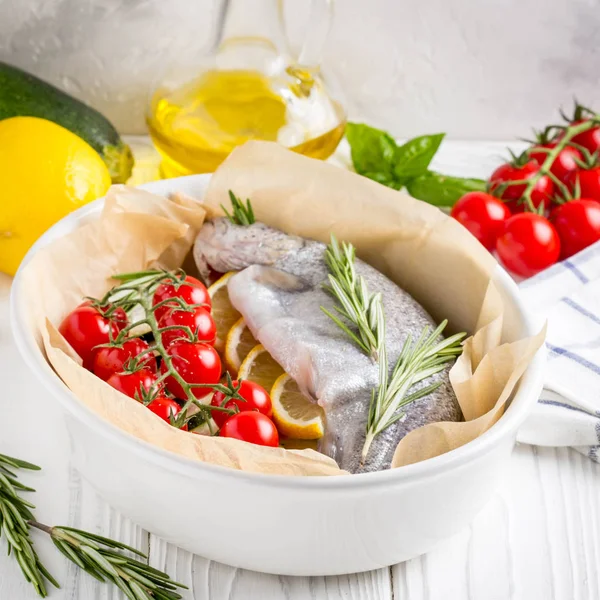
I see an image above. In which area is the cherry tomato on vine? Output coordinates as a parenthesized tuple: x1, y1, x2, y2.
(489, 160, 554, 213)
(158, 306, 217, 347)
(211, 380, 273, 428)
(529, 143, 582, 184)
(106, 368, 159, 401)
(147, 396, 188, 430)
(161, 341, 222, 399)
(152, 275, 211, 320)
(567, 167, 600, 202)
(496, 213, 560, 278)
(569, 120, 600, 155)
(551, 199, 600, 259)
(92, 338, 156, 381)
(219, 411, 279, 447)
(450, 191, 511, 251)
(58, 302, 128, 369)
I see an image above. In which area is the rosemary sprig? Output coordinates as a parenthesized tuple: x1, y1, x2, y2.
(322, 238, 465, 462)
(0, 453, 186, 599)
(221, 190, 256, 226)
(28, 523, 186, 600)
(363, 320, 465, 460)
(321, 236, 385, 361)
(0, 454, 58, 597)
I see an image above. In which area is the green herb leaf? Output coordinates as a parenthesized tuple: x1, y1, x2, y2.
(406, 172, 487, 207)
(222, 190, 256, 226)
(361, 171, 397, 187)
(321, 240, 465, 464)
(345, 122, 486, 209)
(345, 122, 398, 182)
(321, 235, 384, 361)
(393, 133, 445, 181)
(0, 455, 58, 598)
(37, 525, 187, 599)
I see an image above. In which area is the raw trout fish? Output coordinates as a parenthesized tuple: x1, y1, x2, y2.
(194, 218, 461, 473)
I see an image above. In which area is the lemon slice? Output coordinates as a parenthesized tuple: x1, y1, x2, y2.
(270, 374, 325, 440)
(208, 272, 241, 352)
(238, 344, 285, 391)
(225, 317, 258, 375)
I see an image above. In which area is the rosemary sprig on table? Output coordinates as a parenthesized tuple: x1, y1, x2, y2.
(0, 453, 186, 599)
(321, 237, 465, 462)
(29, 523, 186, 600)
(0, 454, 58, 597)
(221, 190, 256, 226)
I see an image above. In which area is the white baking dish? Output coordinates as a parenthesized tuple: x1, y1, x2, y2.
(10, 174, 545, 576)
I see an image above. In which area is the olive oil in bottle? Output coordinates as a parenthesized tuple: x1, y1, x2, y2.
(148, 69, 346, 177)
(146, 0, 346, 177)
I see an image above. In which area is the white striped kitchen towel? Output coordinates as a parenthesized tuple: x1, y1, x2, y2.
(516, 241, 600, 461)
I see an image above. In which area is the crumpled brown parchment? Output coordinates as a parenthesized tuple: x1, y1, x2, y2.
(20, 141, 545, 475)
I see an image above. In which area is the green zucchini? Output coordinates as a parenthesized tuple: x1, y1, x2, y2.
(0, 62, 133, 183)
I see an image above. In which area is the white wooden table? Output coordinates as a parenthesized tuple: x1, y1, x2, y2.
(1, 142, 600, 600)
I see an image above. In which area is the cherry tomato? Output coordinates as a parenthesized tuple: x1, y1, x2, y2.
(161, 341, 222, 399)
(496, 213, 560, 278)
(568, 167, 600, 202)
(79, 301, 128, 330)
(147, 396, 187, 430)
(219, 411, 279, 447)
(91, 338, 156, 381)
(106, 368, 159, 401)
(551, 199, 600, 259)
(211, 380, 273, 428)
(569, 120, 600, 155)
(451, 192, 511, 251)
(59, 303, 127, 369)
(153, 275, 211, 320)
(529, 143, 582, 184)
(158, 306, 217, 347)
(489, 160, 554, 213)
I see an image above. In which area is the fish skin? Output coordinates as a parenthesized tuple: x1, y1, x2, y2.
(194, 218, 461, 473)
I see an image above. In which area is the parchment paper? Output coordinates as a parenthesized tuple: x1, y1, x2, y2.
(20, 141, 544, 475)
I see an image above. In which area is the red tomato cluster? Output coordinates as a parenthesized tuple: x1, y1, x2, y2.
(451, 114, 600, 278)
(58, 274, 280, 447)
(211, 380, 278, 446)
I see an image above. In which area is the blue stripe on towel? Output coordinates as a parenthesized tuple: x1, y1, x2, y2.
(562, 297, 600, 326)
(547, 343, 600, 376)
(562, 260, 589, 283)
(538, 398, 594, 416)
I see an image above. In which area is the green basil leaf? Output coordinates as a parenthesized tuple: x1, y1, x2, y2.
(394, 133, 445, 181)
(406, 172, 487, 207)
(362, 172, 397, 187)
(346, 122, 398, 179)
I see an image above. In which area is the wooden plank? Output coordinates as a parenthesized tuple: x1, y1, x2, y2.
(392, 445, 600, 600)
(61, 472, 148, 600)
(148, 535, 392, 600)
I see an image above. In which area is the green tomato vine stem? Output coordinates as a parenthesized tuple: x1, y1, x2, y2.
(95, 271, 238, 430)
(494, 115, 600, 212)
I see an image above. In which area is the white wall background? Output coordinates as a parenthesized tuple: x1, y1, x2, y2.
(1, 0, 599, 140)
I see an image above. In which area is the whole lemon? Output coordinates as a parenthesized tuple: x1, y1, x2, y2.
(0, 116, 112, 276)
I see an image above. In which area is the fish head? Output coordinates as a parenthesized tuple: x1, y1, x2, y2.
(193, 217, 305, 279)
